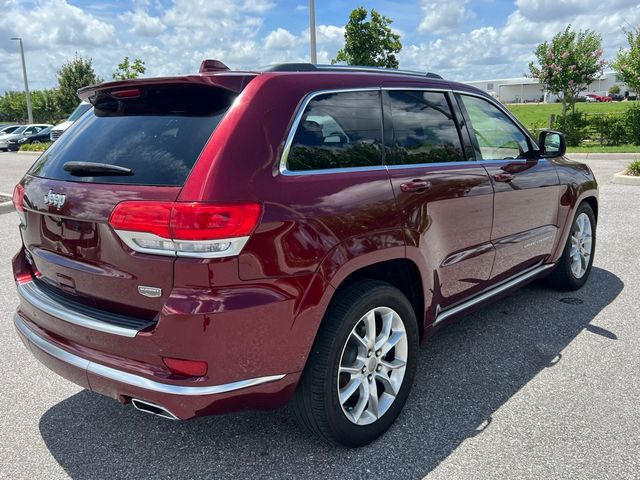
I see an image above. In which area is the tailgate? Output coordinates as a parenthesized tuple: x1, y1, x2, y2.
(21, 177, 180, 319)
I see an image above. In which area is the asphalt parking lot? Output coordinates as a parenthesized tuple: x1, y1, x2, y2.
(0, 151, 638, 479)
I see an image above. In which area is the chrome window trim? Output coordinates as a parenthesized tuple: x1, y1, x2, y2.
(14, 314, 287, 396)
(279, 86, 484, 176)
(279, 87, 383, 176)
(16, 280, 140, 337)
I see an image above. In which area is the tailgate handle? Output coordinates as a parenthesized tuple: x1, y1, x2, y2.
(400, 179, 431, 193)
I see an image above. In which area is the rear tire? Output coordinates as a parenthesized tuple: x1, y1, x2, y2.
(547, 202, 596, 291)
(292, 280, 419, 447)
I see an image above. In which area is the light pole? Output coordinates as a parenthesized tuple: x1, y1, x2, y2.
(309, 0, 317, 64)
(11, 37, 33, 124)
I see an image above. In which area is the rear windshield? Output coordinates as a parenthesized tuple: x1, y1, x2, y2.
(29, 86, 236, 186)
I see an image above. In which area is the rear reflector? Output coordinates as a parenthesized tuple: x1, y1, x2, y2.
(109, 201, 261, 258)
(163, 357, 208, 377)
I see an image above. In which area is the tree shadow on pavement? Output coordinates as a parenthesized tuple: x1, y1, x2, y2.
(38, 267, 623, 480)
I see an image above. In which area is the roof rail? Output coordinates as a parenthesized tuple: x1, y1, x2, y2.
(263, 63, 442, 79)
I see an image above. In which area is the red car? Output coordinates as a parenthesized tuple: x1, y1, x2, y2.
(586, 93, 612, 102)
(12, 61, 598, 447)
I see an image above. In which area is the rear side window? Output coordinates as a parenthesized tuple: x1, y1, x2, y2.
(286, 90, 383, 171)
(385, 90, 463, 165)
(29, 86, 235, 186)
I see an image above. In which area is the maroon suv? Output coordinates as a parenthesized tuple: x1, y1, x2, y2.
(12, 61, 598, 447)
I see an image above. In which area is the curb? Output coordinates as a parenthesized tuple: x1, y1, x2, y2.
(612, 171, 640, 185)
(0, 193, 13, 214)
(15, 151, 42, 156)
(567, 153, 640, 160)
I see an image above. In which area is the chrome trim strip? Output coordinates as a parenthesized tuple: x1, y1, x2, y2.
(432, 263, 555, 326)
(114, 230, 250, 259)
(279, 87, 382, 176)
(14, 314, 287, 396)
(16, 280, 140, 337)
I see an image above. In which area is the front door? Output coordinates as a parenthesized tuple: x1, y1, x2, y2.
(456, 93, 561, 282)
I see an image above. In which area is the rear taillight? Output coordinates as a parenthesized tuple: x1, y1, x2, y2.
(109, 201, 261, 258)
(12, 184, 26, 225)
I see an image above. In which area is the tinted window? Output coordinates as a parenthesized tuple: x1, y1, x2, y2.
(29, 86, 235, 186)
(386, 90, 463, 165)
(460, 95, 530, 160)
(68, 103, 92, 121)
(287, 90, 383, 171)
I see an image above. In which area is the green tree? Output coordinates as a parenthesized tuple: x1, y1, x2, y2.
(529, 26, 606, 128)
(612, 26, 640, 97)
(0, 90, 62, 124)
(332, 7, 402, 68)
(608, 84, 621, 95)
(56, 54, 101, 116)
(112, 57, 146, 80)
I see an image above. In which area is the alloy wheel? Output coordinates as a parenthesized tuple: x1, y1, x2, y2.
(570, 212, 592, 279)
(337, 306, 408, 426)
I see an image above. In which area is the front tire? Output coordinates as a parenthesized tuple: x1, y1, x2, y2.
(292, 280, 419, 447)
(548, 202, 596, 290)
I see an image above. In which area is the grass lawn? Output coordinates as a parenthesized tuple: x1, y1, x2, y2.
(567, 144, 640, 153)
(506, 101, 635, 131)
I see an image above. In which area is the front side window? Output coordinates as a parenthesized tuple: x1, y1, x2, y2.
(286, 91, 383, 171)
(385, 90, 464, 165)
(460, 95, 531, 160)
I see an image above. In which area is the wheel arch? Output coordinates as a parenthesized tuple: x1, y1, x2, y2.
(326, 258, 425, 342)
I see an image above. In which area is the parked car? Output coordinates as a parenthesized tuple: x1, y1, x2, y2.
(11, 61, 598, 447)
(7, 127, 52, 151)
(0, 124, 20, 137)
(0, 124, 51, 151)
(585, 93, 612, 102)
(49, 101, 92, 142)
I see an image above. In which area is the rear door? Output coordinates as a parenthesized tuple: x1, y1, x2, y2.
(383, 88, 495, 313)
(456, 93, 561, 282)
(20, 85, 235, 320)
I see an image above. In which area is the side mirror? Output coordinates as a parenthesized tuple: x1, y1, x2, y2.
(538, 130, 566, 158)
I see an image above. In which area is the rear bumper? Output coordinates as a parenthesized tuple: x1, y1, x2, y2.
(14, 313, 298, 419)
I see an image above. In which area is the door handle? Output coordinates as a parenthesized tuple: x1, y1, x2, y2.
(400, 179, 431, 192)
(493, 172, 515, 183)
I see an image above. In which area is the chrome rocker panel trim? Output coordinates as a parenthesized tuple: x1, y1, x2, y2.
(14, 314, 287, 397)
(433, 263, 555, 326)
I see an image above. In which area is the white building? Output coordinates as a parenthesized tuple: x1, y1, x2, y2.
(464, 71, 628, 104)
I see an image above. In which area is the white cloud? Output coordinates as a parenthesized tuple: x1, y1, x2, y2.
(418, 0, 470, 35)
(265, 28, 297, 50)
(119, 9, 166, 36)
(3, 0, 640, 94)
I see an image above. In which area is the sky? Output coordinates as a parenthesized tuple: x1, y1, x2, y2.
(0, 0, 639, 93)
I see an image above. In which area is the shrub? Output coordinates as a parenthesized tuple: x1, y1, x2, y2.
(609, 84, 621, 95)
(554, 111, 589, 146)
(627, 160, 640, 176)
(624, 105, 640, 145)
(19, 142, 51, 152)
(590, 114, 629, 145)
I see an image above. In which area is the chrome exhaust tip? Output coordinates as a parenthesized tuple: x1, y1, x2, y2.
(131, 398, 179, 420)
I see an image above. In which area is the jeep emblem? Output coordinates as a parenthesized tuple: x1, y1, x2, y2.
(43, 190, 66, 210)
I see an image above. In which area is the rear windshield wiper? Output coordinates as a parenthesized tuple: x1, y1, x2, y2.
(63, 162, 133, 176)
